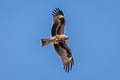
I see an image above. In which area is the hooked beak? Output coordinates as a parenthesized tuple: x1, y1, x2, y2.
(66, 36, 69, 39)
(67, 36, 69, 39)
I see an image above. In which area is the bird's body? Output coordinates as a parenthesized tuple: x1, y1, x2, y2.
(40, 34, 69, 47)
(40, 8, 74, 72)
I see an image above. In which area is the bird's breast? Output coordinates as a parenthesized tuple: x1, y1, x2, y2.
(50, 34, 68, 43)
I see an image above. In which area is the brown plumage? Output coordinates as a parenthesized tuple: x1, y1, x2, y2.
(40, 8, 74, 72)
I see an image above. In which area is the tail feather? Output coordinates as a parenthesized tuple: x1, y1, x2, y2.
(40, 39, 51, 47)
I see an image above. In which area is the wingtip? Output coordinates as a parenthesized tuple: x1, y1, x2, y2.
(52, 8, 64, 16)
(63, 62, 73, 73)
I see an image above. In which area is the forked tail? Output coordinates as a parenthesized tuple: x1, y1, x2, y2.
(40, 38, 51, 47)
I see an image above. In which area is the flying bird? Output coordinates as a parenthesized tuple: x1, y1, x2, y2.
(40, 8, 74, 72)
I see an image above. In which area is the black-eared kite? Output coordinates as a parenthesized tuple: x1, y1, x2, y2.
(40, 8, 74, 72)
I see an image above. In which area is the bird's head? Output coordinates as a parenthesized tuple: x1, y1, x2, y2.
(62, 34, 69, 40)
(65, 35, 69, 39)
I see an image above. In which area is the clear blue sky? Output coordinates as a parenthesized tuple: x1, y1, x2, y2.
(0, 0, 120, 80)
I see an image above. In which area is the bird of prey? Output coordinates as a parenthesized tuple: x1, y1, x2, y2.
(40, 8, 74, 72)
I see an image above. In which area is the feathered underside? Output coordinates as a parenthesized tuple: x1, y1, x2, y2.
(51, 8, 65, 36)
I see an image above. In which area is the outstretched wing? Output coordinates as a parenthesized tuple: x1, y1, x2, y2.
(51, 8, 65, 36)
(54, 41, 74, 72)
